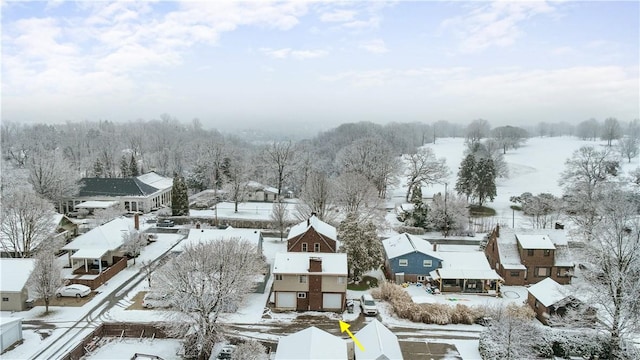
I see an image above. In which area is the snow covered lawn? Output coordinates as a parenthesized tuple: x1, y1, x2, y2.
(190, 201, 299, 221)
(84, 338, 182, 359)
(404, 284, 528, 307)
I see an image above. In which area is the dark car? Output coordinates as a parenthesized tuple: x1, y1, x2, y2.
(157, 219, 175, 227)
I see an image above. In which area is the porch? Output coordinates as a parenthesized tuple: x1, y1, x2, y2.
(429, 269, 503, 294)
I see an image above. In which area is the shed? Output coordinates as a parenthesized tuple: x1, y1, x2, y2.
(0, 259, 35, 312)
(355, 319, 403, 360)
(274, 326, 347, 359)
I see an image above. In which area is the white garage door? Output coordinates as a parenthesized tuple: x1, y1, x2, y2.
(276, 292, 296, 308)
(323, 293, 342, 310)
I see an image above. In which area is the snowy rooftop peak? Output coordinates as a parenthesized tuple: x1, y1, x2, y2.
(273, 252, 347, 275)
(527, 277, 570, 307)
(354, 319, 402, 360)
(274, 326, 346, 359)
(381, 233, 440, 260)
(287, 215, 336, 241)
(0, 258, 35, 292)
(516, 234, 556, 250)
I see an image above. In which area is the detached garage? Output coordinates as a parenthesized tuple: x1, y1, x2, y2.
(0, 318, 23, 353)
(276, 292, 296, 310)
(322, 293, 343, 311)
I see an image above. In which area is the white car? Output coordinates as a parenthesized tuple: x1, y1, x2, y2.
(56, 284, 91, 298)
(142, 292, 170, 309)
(360, 294, 378, 316)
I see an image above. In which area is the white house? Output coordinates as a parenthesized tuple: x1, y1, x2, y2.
(274, 326, 347, 360)
(176, 227, 264, 254)
(355, 319, 403, 360)
(0, 259, 35, 312)
(0, 318, 23, 353)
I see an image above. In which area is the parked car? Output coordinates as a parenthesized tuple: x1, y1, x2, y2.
(360, 294, 378, 316)
(157, 219, 175, 227)
(216, 345, 236, 360)
(142, 291, 170, 309)
(56, 284, 91, 298)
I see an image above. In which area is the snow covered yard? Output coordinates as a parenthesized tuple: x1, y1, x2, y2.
(83, 337, 182, 359)
(190, 201, 299, 221)
(404, 284, 528, 308)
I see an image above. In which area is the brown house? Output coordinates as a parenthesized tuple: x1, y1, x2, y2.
(527, 277, 585, 325)
(484, 225, 574, 286)
(272, 252, 347, 312)
(287, 215, 338, 253)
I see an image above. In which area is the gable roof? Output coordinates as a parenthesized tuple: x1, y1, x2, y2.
(61, 217, 133, 254)
(273, 253, 347, 275)
(496, 228, 574, 269)
(430, 251, 503, 281)
(177, 228, 263, 252)
(274, 327, 347, 360)
(136, 171, 173, 190)
(287, 215, 336, 241)
(0, 258, 36, 292)
(355, 319, 403, 360)
(528, 277, 570, 307)
(78, 177, 159, 197)
(382, 233, 441, 260)
(516, 234, 556, 250)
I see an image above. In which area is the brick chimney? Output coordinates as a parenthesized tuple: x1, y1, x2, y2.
(309, 257, 322, 272)
(432, 242, 437, 252)
(134, 213, 139, 230)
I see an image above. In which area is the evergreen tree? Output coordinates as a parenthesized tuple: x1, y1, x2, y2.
(338, 213, 384, 282)
(409, 186, 428, 228)
(93, 158, 104, 177)
(455, 154, 476, 201)
(120, 155, 130, 178)
(474, 158, 497, 206)
(171, 173, 189, 216)
(186, 163, 209, 192)
(129, 154, 139, 177)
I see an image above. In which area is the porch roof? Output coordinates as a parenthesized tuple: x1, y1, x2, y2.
(70, 247, 109, 259)
(430, 268, 503, 281)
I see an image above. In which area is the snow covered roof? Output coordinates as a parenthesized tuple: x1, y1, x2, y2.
(287, 215, 337, 241)
(354, 319, 403, 360)
(78, 177, 159, 197)
(0, 258, 35, 292)
(62, 217, 132, 252)
(382, 233, 441, 260)
(274, 327, 347, 360)
(136, 172, 173, 191)
(273, 253, 347, 275)
(75, 200, 120, 209)
(246, 181, 278, 194)
(71, 248, 109, 259)
(516, 234, 556, 250)
(554, 246, 575, 267)
(496, 228, 575, 270)
(177, 228, 263, 252)
(528, 277, 571, 307)
(430, 252, 503, 281)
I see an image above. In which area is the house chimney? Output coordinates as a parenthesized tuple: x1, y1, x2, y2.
(134, 213, 139, 230)
(495, 224, 500, 237)
(433, 242, 437, 252)
(309, 257, 322, 272)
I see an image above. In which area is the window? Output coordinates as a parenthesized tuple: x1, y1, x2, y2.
(510, 271, 520, 277)
(1, 297, 8, 302)
(297, 292, 307, 298)
(423, 260, 432, 267)
(544, 249, 551, 257)
(302, 243, 308, 252)
(536, 267, 550, 277)
(314, 243, 320, 252)
(417, 275, 426, 281)
(337, 277, 345, 284)
(299, 275, 307, 283)
(535, 300, 540, 308)
(527, 249, 534, 256)
(275, 274, 282, 281)
(399, 259, 408, 266)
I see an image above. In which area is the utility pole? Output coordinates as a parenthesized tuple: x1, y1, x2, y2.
(444, 182, 448, 238)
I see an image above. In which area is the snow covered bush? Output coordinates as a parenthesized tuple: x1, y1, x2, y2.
(232, 340, 268, 360)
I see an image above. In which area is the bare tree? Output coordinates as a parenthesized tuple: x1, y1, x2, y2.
(427, 192, 470, 237)
(223, 155, 251, 213)
(578, 190, 640, 358)
(270, 200, 288, 241)
(333, 172, 379, 214)
(465, 119, 491, 143)
(403, 147, 449, 201)
(1, 189, 56, 258)
(263, 141, 295, 196)
(155, 240, 265, 360)
(576, 118, 601, 141)
(491, 125, 529, 154)
(93, 203, 125, 227)
(479, 304, 539, 360)
(28, 249, 63, 314)
(231, 340, 268, 360)
(618, 136, 639, 163)
(121, 228, 147, 264)
(601, 117, 622, 146)
(27, 149, 80, 204)
(296, 171, 334, 221)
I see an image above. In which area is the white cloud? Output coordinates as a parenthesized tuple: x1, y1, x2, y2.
(260, 47, 328, 60)
(441, 1, 557, 53)
(359, 39, 388, 54)
(320, 9, 357, 22)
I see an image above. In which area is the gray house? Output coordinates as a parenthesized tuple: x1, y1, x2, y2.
(382, 233, 442, 283)
(0, 258, 35, 311)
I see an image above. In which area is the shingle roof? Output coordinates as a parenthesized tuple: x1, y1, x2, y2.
(528, 277, 570, 307)
(287, 215, 337, 241)
(78, 177, 159, 197)
(382, 233, 441, 260)
(274, 327, 347, 359)
(355, 319, 403, 360)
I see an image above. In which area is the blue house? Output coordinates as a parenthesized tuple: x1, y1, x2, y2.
(382, 233, 442, 283)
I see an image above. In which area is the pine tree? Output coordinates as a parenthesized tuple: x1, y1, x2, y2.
(455, 154, 476, 202)
(171, 173, 189, 216)
(120, 155, 130, 178)
(93, 158, 104, 177)
(129, 154, 139, 177)
(338, 213, 384, 282)
(474, 158, 497, 206)
(409, 186, 428, 228)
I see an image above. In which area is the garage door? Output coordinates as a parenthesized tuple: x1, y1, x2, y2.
(323, 293, 342, 310)
(276, 292, 296, 308)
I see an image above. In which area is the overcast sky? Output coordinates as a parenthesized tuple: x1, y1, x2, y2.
(2, 1, 638, 131)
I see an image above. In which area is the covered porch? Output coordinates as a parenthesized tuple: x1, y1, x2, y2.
(68, 248, 111, 275)
(430, 269, 503, 294)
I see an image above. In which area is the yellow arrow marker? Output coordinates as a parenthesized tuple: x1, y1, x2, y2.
(339, 320, 364, 351)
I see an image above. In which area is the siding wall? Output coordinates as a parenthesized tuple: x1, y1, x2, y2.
(388, 252, 441, 279)
(0, 289, 27, 312)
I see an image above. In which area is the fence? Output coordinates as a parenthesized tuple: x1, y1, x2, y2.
(254, 265, 271, 294)
(69, 257, 128, 290)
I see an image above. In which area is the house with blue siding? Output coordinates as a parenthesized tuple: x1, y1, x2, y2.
(382, 233, 442, 283)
